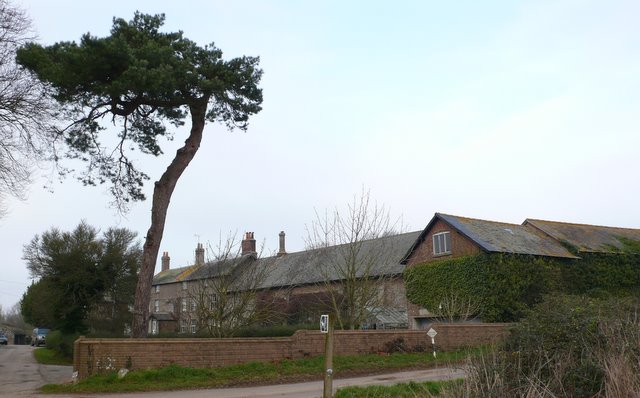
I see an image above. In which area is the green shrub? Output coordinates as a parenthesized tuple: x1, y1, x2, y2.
(456, 294, 640, 397)
(560, 252, 640, 295)
(146, 324, 317, 339)
(45, 330, 80, 359)
(231, 324, 316, 337)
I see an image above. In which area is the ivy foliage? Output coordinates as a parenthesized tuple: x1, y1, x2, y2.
(405, 254, 558, 322)
(405, 246, 640, 322)
(561, 252, 640, 297)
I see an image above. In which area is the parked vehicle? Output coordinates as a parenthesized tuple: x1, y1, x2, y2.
(0, 333, 8, 345)
(31, 328, 49, 347)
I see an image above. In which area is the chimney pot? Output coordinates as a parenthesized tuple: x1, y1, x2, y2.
(161, 251, 170, 272)
(277, 231, 287, 257)
(195, 243, 205, 265)
(242, 231, 257, 256)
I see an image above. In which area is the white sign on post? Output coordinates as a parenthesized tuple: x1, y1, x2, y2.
(320, 314, 329, 333)
(427, 327, 437, 358)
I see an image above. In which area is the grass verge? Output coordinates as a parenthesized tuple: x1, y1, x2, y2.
(335, 379, 463, 398)
(33, 347, 73, 366)
(40, 348, 480, 394)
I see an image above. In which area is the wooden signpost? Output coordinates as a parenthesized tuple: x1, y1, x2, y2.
(321, 314, 333, 398)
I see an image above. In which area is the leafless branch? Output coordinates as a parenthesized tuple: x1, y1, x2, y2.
(305, 188, 404, 330)
(0, 0, 57, 215)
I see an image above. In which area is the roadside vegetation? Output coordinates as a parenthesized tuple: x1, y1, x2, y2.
(32, 347, 72, 366)
(334, 294, 640, 398)
(335, 380, 460, 398)
(40, 349, 477, 394)
(444, 294, 640, 397)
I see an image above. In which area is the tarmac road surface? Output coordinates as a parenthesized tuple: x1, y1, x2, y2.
(0, 344, 72, 397)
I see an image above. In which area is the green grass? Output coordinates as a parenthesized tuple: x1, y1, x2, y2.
(33, 347, 73, 366)
(335, 380, 462, 398)
(40, 348, 480, 394)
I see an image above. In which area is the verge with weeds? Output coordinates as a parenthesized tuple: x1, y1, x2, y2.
(33, 347, 73, 366)
(335, 380, 461, 398)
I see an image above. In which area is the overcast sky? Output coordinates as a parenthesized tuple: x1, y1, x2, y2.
(1, 0, 638, 310)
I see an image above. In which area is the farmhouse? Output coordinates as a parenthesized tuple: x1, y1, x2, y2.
(149, 230, 421, 334)
(149, 213, 640, 334)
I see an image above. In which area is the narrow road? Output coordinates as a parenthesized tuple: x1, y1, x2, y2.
(0, 344, 72, 397)
(0, 344, 464, 398)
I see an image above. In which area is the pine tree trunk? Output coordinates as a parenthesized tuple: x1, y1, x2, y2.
(131, 103, 207, 338)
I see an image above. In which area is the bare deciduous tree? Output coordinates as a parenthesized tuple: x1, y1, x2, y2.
(305, 189, 404, 330)
(0, 0, 56, 215)
(432, 290, 481, 323)
(184, 234, 284, 337)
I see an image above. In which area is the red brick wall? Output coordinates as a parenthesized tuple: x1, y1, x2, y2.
(404, 219, 484, 328)
(405, 219, 482, 267)
(73, 323, 511, 379)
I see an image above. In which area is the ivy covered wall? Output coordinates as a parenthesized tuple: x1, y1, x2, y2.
(404, 250, 640, 322)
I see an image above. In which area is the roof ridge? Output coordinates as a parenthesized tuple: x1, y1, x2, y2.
(437, 212, 523, 227)
(526, 218, 640, 231)
(270, 229, 422, 257)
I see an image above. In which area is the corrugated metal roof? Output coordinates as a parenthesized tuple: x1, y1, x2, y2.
(524, 219, 640, 253)
(152, 231, 422, 289)
(437, 213, 579, 259)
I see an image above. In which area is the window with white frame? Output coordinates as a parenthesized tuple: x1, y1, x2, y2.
(154, 285, 160, 293)
(182, 281, 187, 290)
(190, 319, 197, 334)
(180, 319, 187, 334)
(154, 300, 159, 313)
(191, 298, 196, 312)
(151, 319, 158, 335)
(433, 231, 452, 255)
(209, 294, 218, 311)
(181, 299, 187, 313)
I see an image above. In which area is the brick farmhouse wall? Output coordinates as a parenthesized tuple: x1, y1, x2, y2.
(73, 323, 511, 379)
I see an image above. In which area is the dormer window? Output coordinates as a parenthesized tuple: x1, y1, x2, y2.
(433, 231, 451, 255)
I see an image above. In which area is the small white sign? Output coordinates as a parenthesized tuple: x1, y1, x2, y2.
(320, 314, 329, 333)
(427, 328, 437, 338)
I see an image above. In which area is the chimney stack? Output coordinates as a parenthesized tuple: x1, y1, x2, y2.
(195, 243, 205, 265)
(277, 231, 287, 257)
(161, 251, 170, 272)
(241, 232, 257, 256)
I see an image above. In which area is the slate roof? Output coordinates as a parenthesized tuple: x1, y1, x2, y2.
(152, 231, 422, 289)
(439, 213, 579, 258)
(524, 219, 640, 253)
(402, 213, 579, 263)
(153, 265, 200, 285)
